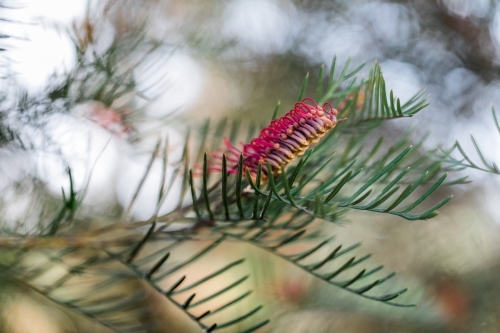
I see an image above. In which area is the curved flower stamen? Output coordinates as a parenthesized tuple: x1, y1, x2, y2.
(209, 98, 342, 180)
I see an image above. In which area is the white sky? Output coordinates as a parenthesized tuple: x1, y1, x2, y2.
(4, 0, 87, 92)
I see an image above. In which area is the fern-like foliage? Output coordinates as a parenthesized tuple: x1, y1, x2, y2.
(0, 226, 268, 332)
(107, 229, 270, 332)
(218, 211, 411, 306)
(0, 58, 459, 332)
(307, 57, 429, 132)
(49, 18, 163, 108)
(435, 106, 500, 176)
(2, 246, 153, 332)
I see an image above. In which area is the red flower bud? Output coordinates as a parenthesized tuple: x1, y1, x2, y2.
(208, 98, 341, 181)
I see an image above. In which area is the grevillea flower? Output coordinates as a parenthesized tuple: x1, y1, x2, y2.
(209, 98, 341, 180)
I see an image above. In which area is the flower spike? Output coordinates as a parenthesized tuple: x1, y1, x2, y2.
(209, 98, 342, 180)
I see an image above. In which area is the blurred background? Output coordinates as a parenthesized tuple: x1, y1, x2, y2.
(2, 0, 500, 332)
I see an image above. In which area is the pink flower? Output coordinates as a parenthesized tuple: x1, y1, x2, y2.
(77, 101, 131, 138)
(210, 98, 340, 181)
